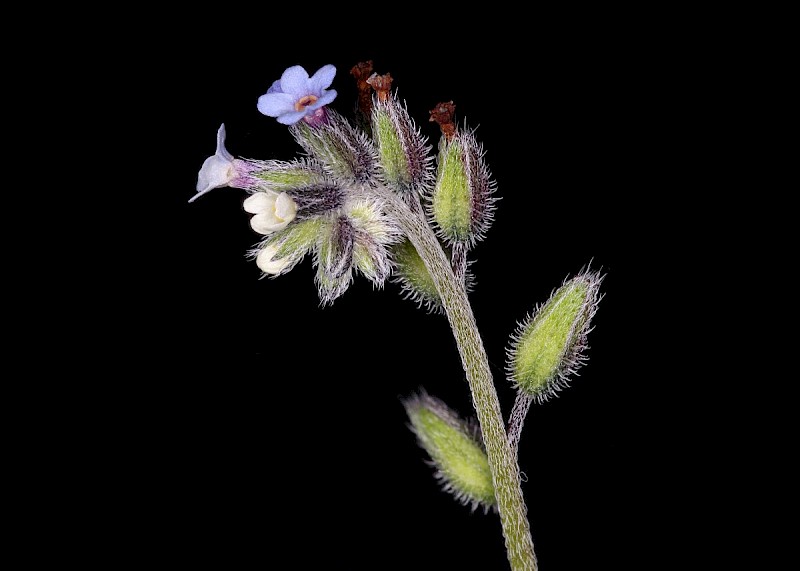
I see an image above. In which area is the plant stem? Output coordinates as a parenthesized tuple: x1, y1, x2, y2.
(376, 187, 538, 571)
(508, 392, 534, 460)
(451, 242, 468, 287)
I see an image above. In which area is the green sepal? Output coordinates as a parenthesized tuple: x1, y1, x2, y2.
(291, 110, 378, 185)
(431, 138, 471, 243)
(404, 391, 496, 512)
(251, 159, 325, 192)
(507, 270, 603, 402)
(372, 97, 433, 195)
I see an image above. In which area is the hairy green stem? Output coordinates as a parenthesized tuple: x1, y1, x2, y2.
(451, 242, 468, 287)
(375, 187, 537, 571)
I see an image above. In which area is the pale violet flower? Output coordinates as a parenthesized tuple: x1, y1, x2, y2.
(257, 65, 337, 125)
(243, 191, 298, 235)
(191, 124, 241, 203)
(256, 244, 293, 275)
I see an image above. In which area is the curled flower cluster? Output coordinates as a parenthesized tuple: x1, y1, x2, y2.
(190, 62, 497, 309)
(191, 63, 605, 571)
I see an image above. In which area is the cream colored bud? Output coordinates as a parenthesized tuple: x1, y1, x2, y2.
(256, 244, 292, 275)
(244, 191, 297, 235)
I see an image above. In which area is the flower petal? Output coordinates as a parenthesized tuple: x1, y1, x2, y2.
(257, 92, 296, 117)
(307, 90, 337, 111)
(250, 213, 290, 235)
(279, 65, 310, 97)
(274, 192, 298, 222)
(266, 79, 282, 94)
(189, 125, 237, 201)
(308, 65, 336, 95)
(243, 192, 277, 214)
(276, 110, 308, 125)
(215, 123, 233, 161)
(196, 154, 234, 193)
(256, 245, 292, 275)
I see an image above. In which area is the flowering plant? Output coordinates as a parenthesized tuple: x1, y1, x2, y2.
(191, 62, 604, 571)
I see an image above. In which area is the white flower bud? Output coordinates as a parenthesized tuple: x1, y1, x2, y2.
(255, 244, 292, 275)
(243, 191, 297, 235)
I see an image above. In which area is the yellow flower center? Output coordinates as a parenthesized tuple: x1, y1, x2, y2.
(295, 95, 318, 112)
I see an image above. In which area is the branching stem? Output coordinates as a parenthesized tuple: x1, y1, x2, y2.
(507, 392, 534, 460)
(373, 186, 537, 571)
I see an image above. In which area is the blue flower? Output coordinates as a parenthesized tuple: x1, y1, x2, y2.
(257, 65, 337, 125)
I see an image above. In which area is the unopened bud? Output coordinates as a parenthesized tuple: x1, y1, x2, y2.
(429, 128, 497, 248)
(372, 97, 433, 195)
(243, 191, 297, 235)
(507, 270, 604, 403)
(391, 239, 476, 313)
(345, 198, 401, 287)
(248, 218, 323, 277)
(315, 215, 355, 304)
(403, 391, 495, 512)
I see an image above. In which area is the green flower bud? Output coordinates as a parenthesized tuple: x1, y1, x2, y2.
(391, 239, 475, 314)
(372, 97, 433, 195)
(392, 238, 442, 313)
(429, 128, 497, 248)
(315, 215, 354, 304)
(507, 270, 604, 403)
(345, 197, 401, 287)
(403, 391, 496, 512)
(291, 109, 378, 185)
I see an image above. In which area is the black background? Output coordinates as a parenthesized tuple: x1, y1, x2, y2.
(130, 21, 684, 570)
